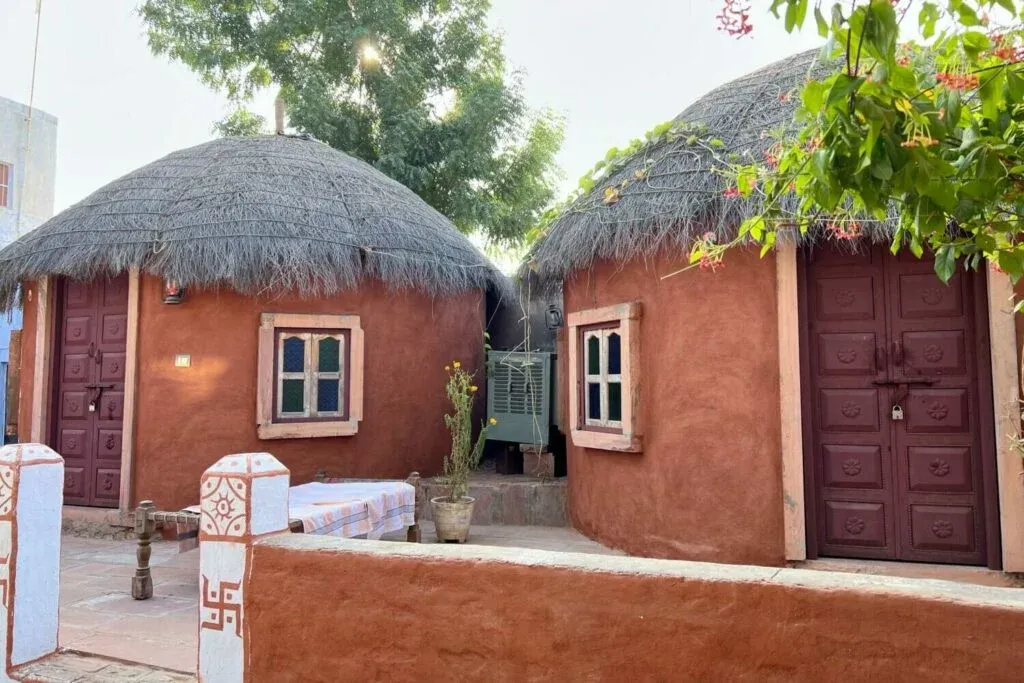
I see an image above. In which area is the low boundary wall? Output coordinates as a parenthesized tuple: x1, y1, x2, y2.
(244, 535, 1024, 682)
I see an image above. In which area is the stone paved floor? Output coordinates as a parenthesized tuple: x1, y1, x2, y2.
(61, 536, 200, 673)
(59, 522, 622, 673)
(14, 651, 196, 682)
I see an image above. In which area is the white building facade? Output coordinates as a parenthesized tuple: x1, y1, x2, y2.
(0, 96, 58, 437)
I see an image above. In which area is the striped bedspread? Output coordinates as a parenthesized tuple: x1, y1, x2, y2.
(287, 481, 416, 539)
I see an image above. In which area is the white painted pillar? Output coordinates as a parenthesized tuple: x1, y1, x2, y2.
(198, 453, 289, 683)
(0, 444, 62, 681)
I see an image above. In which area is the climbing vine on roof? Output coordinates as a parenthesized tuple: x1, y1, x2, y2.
(525, 119, 722, 245)
(700, 0, 1024, 283)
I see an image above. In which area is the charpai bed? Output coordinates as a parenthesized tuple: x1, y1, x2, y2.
(131, 472, 423, 600)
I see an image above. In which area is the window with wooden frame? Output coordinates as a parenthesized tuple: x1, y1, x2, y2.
(257, 313, 363, 439)
(567, 302, 641, 452)
(0, 162, 11, 208)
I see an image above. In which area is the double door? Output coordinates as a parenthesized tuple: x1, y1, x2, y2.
(804, 244, 997, 565)
(52, 276, 129, 507)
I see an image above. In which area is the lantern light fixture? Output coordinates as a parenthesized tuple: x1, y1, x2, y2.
(163, 279, 185, 304)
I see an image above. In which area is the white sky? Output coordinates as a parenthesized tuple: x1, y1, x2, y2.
(0, 1, 821, 215)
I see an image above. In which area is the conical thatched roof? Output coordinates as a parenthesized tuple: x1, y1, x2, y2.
(524, 47, 890, 282)
(0, 135, 509, 307)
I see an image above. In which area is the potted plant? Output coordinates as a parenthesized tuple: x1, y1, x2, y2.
(431, 361, 495, 543)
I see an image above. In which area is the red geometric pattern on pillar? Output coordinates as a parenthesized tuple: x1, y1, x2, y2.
(200, 575, 242, 637)
(0, 554, 8, 607)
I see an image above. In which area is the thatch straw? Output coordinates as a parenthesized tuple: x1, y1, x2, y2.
(0, 135, 510, 308)
(522, 47, 896, 283)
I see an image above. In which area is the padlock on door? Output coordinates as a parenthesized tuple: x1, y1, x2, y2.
(891, 403, 904, 420)
(88, 401, 96, 413)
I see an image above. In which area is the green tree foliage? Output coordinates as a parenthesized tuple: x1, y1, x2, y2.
(707, 0, 1024, 284)
(139, 0, 564, 244)
(212, 108, 268, 137)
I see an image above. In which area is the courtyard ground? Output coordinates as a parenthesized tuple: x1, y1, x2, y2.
(58, 522, 623, 673)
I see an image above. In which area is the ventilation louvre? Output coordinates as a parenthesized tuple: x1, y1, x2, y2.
(486, 351, 553, 446)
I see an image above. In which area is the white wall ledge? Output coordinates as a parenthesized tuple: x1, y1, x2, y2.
(257, 534, 1024, 612)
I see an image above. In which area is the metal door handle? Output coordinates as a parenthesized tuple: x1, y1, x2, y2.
(95, 348, 104, 365)
(875, 346, 886, 372)
(868, 376, 933, 387)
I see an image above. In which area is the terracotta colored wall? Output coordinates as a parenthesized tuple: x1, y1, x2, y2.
(562, 249, 784, 565)
(133, 276, 484, 509)
(245, 540, 1024, 682)
(17, 282, 39, 443)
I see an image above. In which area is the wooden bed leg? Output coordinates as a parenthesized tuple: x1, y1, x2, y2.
(131, 501, 156, 600)
(406, 471, 422, 543)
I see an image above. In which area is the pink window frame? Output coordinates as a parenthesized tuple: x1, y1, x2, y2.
(567, 302, 642, 452)
(0, 162, 11, 208)
(257, 313, 364, 439)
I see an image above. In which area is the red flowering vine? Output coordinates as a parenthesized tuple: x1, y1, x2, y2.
(716, 0, 753, 38)
(936, 71, 980, 90)
(826, 220, 863, 241)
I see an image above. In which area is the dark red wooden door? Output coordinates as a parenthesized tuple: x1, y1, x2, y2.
(53, 276, 129, 507)
(805, 245, 994, 565)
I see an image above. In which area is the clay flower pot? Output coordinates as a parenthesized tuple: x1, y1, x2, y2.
(430, 496, 475, 543)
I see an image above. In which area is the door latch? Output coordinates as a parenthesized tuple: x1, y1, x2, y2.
(891, 403, 905, 420)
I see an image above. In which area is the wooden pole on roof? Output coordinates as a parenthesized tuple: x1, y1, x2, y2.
(274, 97, 285, 135)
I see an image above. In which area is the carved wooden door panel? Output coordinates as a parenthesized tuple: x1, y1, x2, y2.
(805, 245, 993, 565)
(806, 245, 897, 560)
(54, 276, 128, 507)
(884, 251, 989, 565)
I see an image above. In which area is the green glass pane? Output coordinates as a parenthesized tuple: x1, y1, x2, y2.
(318, 337, 340, 373)
(608, 382, 622, 422)
(587, 336, 600, 375)
(281, 379, 305, 414)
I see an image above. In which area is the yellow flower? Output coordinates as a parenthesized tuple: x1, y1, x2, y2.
(470, 385, 478, 393)
(453, 361, 461, 369)
(488, 417, 498, 426)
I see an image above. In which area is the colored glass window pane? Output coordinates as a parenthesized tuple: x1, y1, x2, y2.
(318, 337, 340, 373)
(281, 379, 305, 413)
(608, 382, 622, 422)
(587, 383, 601, 420)
(607, 332, 621, 374)
(587, 336, 600, 375)
(317, 379, 340, 412)
(282, 336, 305, 372)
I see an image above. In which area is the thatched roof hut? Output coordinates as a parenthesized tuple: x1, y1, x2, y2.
(12, 134, 507, 512)
(523, 47, 889, 283)
(540, 47, 1010, 572)
(0, 134, 508, 308)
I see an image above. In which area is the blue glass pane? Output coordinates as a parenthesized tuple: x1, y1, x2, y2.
(317, 379, 340, 412)
(607, 333, 621, 374)
(282, 336, 305, 373)
(318, 337, 340, 373)
(281, 380, 304, 413)
(608, 382, 622, 422)
(587, 383, 601, 420)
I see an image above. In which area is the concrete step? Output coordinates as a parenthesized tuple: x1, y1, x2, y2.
(421, 473, 567, 527)
(13, 650, 195, 682)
